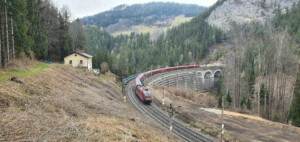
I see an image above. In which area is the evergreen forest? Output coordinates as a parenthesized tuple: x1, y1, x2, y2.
(0, 0, 84, 68)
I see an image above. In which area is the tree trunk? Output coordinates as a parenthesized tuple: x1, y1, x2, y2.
(286, 65, 300, 123)
(4, 0, 9, 65)
(258, 90, 260, 116)
(0, 10, 2, 68)
(264, 80, 267, 117)
(1, 8, 6, 68)
(238, 65, 241, 108)
(10, 12, 14, 59)
(234, 56, 237, 109)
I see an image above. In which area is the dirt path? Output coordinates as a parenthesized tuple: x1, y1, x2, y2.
(149, 87, 300, 142)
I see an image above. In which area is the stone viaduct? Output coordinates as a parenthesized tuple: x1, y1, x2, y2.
(144, 65, 224, 91)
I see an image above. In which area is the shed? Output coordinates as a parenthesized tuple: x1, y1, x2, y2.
(64, 51, 93, 71)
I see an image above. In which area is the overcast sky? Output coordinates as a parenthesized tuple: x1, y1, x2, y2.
(52, 0, 217, 20)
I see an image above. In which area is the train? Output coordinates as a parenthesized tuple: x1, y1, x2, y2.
(134, 65, 200, 104)
(135, 73, 152, 104)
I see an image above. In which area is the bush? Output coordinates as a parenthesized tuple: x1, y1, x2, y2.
(226, 91, 232, 108)
(273, 113, 280, 122)
(100, 62, 109, 74)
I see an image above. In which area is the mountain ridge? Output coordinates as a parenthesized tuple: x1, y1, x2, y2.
(81, 2, 206, 34)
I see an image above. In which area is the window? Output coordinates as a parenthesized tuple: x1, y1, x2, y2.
(80, 60, 83, 64)
(75, 54, 77, 57)
(69, 60, 72, 64)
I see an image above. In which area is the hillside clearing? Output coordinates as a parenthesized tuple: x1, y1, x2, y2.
(171, 15, 193, 27)
(0, 63, 178, 141)
(111, 15, 193, 37)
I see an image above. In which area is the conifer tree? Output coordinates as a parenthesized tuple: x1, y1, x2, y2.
(217, 75, 224, 108)
(226, 91, 232, 108)
(290, 68, 300, 127)
(27, 0, 48, 59)
(70, 19, 85, 51)
(58, 7, 72, 61)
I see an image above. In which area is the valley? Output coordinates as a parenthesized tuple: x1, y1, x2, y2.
(1, 0, 300, 141)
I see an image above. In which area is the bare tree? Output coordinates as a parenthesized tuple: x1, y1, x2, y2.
(222, 22, 299, 121)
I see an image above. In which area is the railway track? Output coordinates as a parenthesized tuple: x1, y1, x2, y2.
(126, 80, 216, 142)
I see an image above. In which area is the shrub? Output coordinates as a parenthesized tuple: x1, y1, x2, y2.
(100, 62, 109, 74)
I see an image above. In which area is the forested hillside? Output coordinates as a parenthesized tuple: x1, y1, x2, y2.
(272, 2, 300, 126)
(84, 6, 225, 76)
(81, 2, 206, 29)
(216, 2, 300, 126)
(0, 0, 85, 68)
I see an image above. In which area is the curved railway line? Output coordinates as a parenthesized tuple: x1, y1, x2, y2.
(125, 80, 216, 142)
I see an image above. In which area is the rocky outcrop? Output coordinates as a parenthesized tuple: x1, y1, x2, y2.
(207, 0, 299, 31)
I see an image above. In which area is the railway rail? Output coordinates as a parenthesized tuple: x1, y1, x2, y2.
(126, 80, 216, 142)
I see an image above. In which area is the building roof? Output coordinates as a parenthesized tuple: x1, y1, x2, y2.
(73, 51, 93, 58)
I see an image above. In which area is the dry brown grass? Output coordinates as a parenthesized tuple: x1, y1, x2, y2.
(160, 87, 217, 107)
(170, 88, 194, 100)
(0, 64, 178, 141)
(6, 53, 38, 70)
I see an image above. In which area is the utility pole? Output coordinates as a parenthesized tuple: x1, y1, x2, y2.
(168, 76, 170, 88)
(221, 94, 224, 142)
(169, 104, 173, 131)
(169, 104, 182, 132)
(162, 86, 165, 106)
(185, 76, 187, 90)
(122, 84, 127, 103)
(194, 72, 196, 91)
(176, 67, 178, 87)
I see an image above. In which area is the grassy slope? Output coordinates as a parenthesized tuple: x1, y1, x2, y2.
(0, 63, 179, 141)
(111, 15, 193, 36)
(171, 15, 193, 27)
(0, 63, 49, 82)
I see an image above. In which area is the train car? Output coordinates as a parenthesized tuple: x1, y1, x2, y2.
(135, 74, 152, 104)
(133, 65, 201, 104)
(135, 85, 152, 104)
